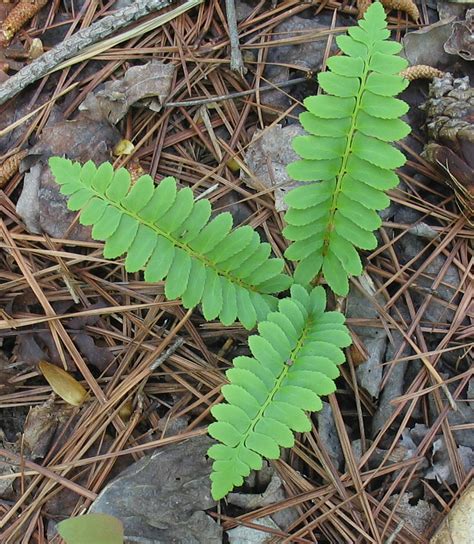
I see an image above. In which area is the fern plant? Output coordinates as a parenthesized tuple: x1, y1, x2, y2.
(207, 284, 350, 499)
(284, 1, 410, 295)
(47, 1, 410, 506)
(49, 157, 292, 329)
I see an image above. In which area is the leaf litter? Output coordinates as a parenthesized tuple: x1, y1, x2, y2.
(0, 1, 473, 543)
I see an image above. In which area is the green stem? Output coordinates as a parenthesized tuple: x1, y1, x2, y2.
(88, 185, 259, 292)
(236, 318, 314, 452)
(322, 47, 374, 254)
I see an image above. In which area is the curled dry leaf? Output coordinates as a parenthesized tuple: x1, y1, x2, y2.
(39, 360, 88, 406)
(113, 139, 135, 156)
(444, 9, 474, 61)
(381, 0, 419, 21)
(79, 61, 175, 124)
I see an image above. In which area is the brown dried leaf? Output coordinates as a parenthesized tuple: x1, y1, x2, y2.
(444, 8, 474, 61)
(22, 398, 72, 459)
(79, 61, 175, 124)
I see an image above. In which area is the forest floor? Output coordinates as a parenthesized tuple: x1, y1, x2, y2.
(0, 1, 472, 543)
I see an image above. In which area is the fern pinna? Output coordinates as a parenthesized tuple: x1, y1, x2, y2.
(49, 157, 292, 329)
(284, 1, 410, 295)
(208, 285, 351, 499)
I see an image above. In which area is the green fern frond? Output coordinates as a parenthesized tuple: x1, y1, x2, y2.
(49, 157, 293, 329)
(284, 1, 410, 295)
(207, 285, 351, 499)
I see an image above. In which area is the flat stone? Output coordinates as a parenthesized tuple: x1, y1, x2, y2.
(90, 435, 222, 544)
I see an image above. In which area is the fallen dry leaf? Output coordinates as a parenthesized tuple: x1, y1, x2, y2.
(22, 398, 73, 459)
(79, 60, 175, 124)
(39, 360, 88, 407)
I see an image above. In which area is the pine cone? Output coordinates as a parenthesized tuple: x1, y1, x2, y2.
(357, 0, 372, 19)
(0, 0, 49, 46)
(421, 73, 474, 221)
(380, 0, 420, 22)
(0, 149, 27, 187)
(400, 65, 444, 81)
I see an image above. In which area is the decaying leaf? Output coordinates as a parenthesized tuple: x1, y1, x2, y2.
(79, 61, 175, 124)
(57, 514, 124, 544)
(243, 124, 305, 212)
(444, 8, 474, 61)
(16, 116, 121, 239)
(39, 360, 88, 406)
(22, 398, 73, 459)
(113, 139, 135, 156)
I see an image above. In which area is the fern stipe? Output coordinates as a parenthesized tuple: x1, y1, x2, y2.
(284, 1, 411, 295)
(49, 157, 293, 329)
(207, 285, 351, 499)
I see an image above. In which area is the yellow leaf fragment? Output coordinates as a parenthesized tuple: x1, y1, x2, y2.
(226, 157, 241, 172)
(113, 139, 135, 156)
(39, 360, 88, 406)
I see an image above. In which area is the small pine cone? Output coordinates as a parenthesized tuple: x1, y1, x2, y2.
(357, 0, 372, 19)
(380, 0, 420, 22)
(0, 0, 49, 46)
(0, 149, 27, 187)
(400, 65, 444, 81)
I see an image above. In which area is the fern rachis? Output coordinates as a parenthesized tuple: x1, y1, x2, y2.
(284, 1, 411, 295)
(49, 157, 292, 329)
(208, 284, 351, 499)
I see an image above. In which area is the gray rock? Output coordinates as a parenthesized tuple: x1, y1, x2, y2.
(90, 435, 222, 544)
(227, 516, 280, 543)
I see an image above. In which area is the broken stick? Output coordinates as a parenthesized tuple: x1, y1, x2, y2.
(0, 0, 176, 106)
(225, 0, 246, 76)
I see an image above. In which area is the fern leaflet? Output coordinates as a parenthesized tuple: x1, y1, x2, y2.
(49, 158, 293, 329)
(207, 285, 351, 499)
(284, 1, 410, 295)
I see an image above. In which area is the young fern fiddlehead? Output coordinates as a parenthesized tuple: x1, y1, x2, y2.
(208, 285, 350, 499)
(49, 157, 292, 329)
(284, 1, 410, 295)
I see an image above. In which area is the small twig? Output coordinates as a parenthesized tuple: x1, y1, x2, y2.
(164, 76, 309, 108)
(225, 0, 246, 76)
(384, 520, 405, 544)
(0, 0, 175, 106)
(149, 336, 185, 371)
